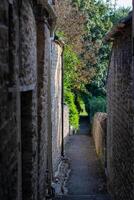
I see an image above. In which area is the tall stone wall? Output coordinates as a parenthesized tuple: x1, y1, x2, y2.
(107, 24, 134, 200)
(51, 41, 62, 172)
(0, 1, 20, 199)
(37, 20, 52, 199)
(19, 1, 38, 199)
(51, 41, 70, 173)
(0, 0, 56, 200)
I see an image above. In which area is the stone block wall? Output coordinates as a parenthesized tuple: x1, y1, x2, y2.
(51, 41, 70, 173)
(107, 24, 134, 200)
(20, 0, 37, 88)
(51, 41, 62, 172)
(0, 0, 56, 200)
(0, 1, 20, 199)
(20, 1, 38, 199)
(37, 21, 52, 199)
(92, 112, 107, 168)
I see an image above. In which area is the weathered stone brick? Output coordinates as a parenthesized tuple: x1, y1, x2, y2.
(0, 1, 8, 25)
(37, 19, 50, 200)
(107, 22, 134, 200)
(51, 41, 63, 172)
(0, 27, 8, 48)
(0, 1, 56, 200)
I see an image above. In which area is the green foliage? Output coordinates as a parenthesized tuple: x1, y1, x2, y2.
(57, 0, 131, 127)
(55, 31, 66, 41)
(63, 45, 81, 129)
(64, 45, 80, 90)
(84, 0, 112, 89)
(86, 83, 106, 97)
(74, 91, 106, 121)
(110, 7, 131, 24)
(71, 0, 111, 121)
(74, 94, 88, 116)
(74, 0, 130, 93)
(64, 90, 79, 130)
(82, 94, 91, 115)
(89, 96, 106, 120)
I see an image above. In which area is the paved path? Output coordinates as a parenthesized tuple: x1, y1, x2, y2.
(55, 117, 111, 200)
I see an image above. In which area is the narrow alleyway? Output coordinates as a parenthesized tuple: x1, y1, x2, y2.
(55, 117, 111, 200)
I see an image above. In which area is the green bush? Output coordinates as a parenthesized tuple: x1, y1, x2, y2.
(64, 90, 79, 130)
(64, 45, 80, 90)
(89, 96, 106, 121)
(75, 94, 88, 116)
(63, 44, 81, 130)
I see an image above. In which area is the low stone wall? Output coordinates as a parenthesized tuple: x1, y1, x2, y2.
(92, 112, 107, 168)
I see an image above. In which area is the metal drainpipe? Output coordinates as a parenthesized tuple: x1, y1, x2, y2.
(61, 45, 65, 157)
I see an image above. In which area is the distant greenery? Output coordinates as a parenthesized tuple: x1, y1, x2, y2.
(64, 90, 79, 130)
(77, 96, 88, 116)
(89, 96, 106, 121)
(64, 45, 80, 90)
(63, 45, 81, 129)
(55, 0, 130, 129)
(110, 7, 131, 24)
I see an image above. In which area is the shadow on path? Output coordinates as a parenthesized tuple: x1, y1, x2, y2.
(77, 116, 90, 135)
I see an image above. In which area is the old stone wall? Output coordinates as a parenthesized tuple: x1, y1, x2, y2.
(51, 41, 63, 172)
(37, 21, 52, 199)
(0, 0, 56, 200)
(20, 1, 38, 199)
(20, 0, 37, 88)
(92, 112, 107, 168)
(0, 1, 20, 199)
(51, 41, 70, 173)
(107, 24, 134, 200)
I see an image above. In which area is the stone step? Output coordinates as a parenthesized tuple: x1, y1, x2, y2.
(54, 194, 112, 200)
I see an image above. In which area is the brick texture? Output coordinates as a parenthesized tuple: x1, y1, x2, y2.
(0, 1, 20, 199)
(20, 1, 38, 199)
(20, 0, 37, 88)
(37, 20, 51, 199)
(0, 1, 56, 200)
(107, 25, 134, 200)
